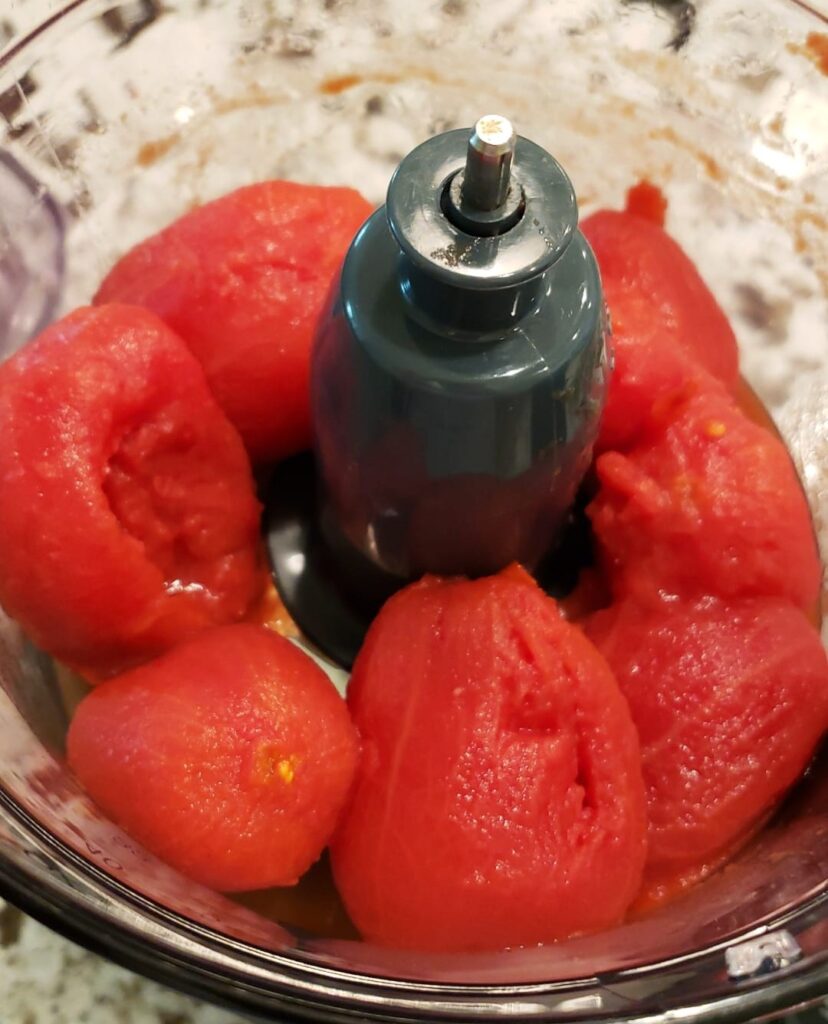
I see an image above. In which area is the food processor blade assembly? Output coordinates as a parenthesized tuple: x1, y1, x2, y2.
(268, 116, 608, 667)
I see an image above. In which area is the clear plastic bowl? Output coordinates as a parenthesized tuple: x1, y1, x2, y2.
(0, 1, 827, 1020)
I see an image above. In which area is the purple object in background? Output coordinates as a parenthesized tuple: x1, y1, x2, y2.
(0, 150, 64, 357)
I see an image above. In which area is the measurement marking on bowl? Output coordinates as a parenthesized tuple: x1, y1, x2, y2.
(725, 930, 803, 981)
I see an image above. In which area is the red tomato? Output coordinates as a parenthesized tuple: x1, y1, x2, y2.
(330, 566, 647, 952)
(68, 624, 359, 891)
(596, 286, 706, 453)
(587, 597, 828, 868)
(624, 180, 668, 227)
(587, 382, 821, 613)
(0, 305, 263, 677)
(582, 208, 739, 451)
(95, 181, 372, 464)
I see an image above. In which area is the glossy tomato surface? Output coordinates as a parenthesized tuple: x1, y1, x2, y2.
(331, 567, 647, 952)
(0, 304, 263, 677)
(95, 181, 372, 464)
(68, 624, 359, 891)
(588, 597, 828, 868)
(582, 206, 739, 452)
(587, 382, 821, 612)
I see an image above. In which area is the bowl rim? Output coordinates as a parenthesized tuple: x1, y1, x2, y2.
(3, 783, 828, 1023)
(1, 1, 828, 1019)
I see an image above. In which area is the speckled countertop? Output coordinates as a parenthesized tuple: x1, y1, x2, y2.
(1, 0, 827, 1021)
(0, 897, 241, 1024)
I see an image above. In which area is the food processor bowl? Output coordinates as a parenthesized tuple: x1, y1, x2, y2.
(1, 1, 827, 1020)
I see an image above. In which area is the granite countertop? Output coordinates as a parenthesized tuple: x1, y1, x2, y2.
(1, 0, 827, 1021)
(0, 897, 240, 1024)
